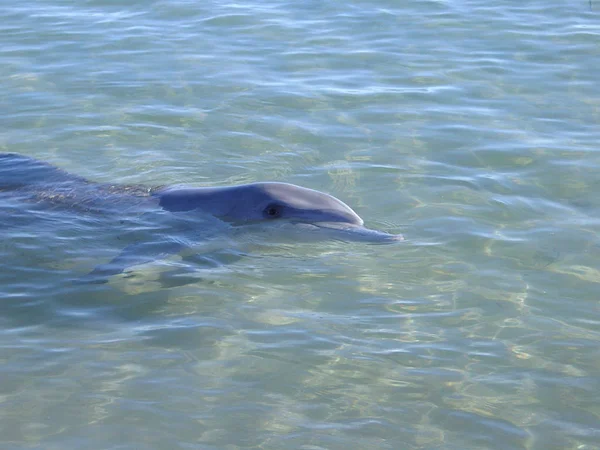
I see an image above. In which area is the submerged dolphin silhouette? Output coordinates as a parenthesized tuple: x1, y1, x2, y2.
(1, 153, 402, 282)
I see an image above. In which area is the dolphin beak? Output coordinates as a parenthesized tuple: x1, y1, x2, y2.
(312, 222, 404, 243)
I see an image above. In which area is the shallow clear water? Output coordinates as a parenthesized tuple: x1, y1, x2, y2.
(1, 1, 600, 449)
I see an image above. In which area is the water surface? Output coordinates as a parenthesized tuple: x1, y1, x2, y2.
(1, 1, 599, 449)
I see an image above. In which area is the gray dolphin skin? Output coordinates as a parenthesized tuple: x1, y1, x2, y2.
(1, 153, 402, 282)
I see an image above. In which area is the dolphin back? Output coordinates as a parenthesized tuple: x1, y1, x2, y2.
(0, 153, 157, 213)
(0, 153, 89, 189)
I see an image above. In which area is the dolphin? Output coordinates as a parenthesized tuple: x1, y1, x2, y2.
(1, 153, 402, 282)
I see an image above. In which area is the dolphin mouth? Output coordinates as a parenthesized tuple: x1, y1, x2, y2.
(311, 222, 404, 243)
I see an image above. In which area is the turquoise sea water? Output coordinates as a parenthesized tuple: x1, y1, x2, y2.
(1, 1, 600, 449)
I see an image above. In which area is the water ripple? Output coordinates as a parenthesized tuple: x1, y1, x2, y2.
(1, 0, 600, 448)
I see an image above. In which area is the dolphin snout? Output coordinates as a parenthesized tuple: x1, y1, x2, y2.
(293, 207, 363, 227)
(313, 222, 404, 243)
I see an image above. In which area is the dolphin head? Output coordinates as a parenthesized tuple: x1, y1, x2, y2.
(156, 182, 403, 243)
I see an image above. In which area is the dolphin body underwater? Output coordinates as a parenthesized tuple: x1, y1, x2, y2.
(0, 153, 402, 283)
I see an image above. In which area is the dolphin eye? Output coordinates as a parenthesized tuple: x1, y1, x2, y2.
(264, 204, 282, 219)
